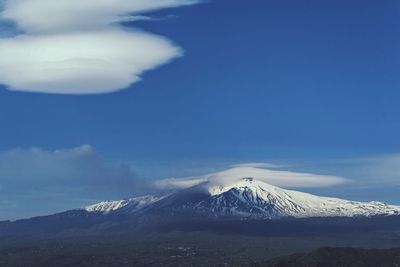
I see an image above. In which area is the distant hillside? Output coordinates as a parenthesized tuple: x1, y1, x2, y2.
(258, 247, 400, 267)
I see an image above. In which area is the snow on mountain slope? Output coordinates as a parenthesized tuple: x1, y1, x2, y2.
(195, 177, 400, 218)
(84, 195, 166, 214)
(83, 177, 400, 219)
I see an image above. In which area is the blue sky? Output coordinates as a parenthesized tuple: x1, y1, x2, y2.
(0, 0, 400, 220)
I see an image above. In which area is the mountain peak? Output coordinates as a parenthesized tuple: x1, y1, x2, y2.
(206, 176, 278, 196)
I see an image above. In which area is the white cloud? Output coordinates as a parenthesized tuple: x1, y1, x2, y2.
(0, 29, 182, 94)
(0, 0, 197, 94)
(1, 0, 198, 34)
(155, 166, 349, 190)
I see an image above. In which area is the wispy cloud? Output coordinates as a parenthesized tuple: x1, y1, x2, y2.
(155, 166, 349, 190)
(0, 0, 198, 94)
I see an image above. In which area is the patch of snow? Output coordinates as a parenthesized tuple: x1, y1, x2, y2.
(84, 195, 165, 214)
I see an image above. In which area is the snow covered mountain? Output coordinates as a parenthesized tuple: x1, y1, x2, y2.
(2, 176, 400, 238)
(81, 177, 400, 219)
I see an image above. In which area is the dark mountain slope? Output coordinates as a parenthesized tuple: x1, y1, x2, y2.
(258, 247, 400, 267)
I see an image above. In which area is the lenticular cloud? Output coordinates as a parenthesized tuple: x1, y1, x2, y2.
(0, 29, 182, 94)
(155, 166, 350, 190)
(0, 0, 197, 94)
